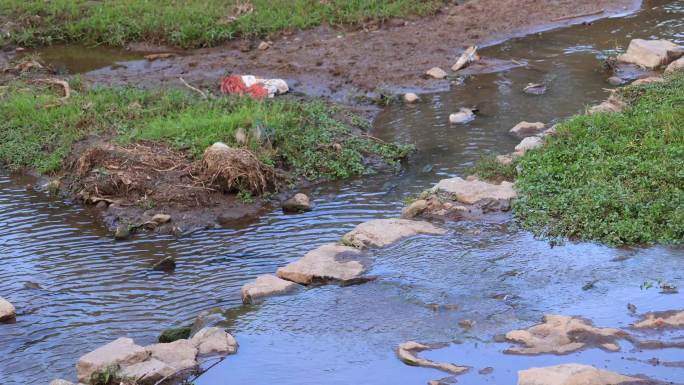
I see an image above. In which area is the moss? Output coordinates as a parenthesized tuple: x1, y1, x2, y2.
(158, 327, 191, 343)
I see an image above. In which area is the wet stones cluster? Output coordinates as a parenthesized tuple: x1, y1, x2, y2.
(50, 327, 237, 385)
(397, 311, 684, 384)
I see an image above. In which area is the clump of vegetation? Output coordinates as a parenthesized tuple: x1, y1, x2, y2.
(513, 72, 684, 246)
(468, 153, 517, 182)
(0, 80, 412, 181)
(158, 327, 191, 343)
(0, 0, 447, 48)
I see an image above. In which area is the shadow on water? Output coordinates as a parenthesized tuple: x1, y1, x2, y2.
(1, 1, 683, 384)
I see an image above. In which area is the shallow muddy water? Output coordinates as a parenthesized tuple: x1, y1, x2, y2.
(2, 1, 684, 384)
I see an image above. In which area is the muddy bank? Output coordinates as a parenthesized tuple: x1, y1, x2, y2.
(74, 0, 640, 101)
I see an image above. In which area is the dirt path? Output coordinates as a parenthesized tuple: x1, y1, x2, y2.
(84, 0, 639, 101)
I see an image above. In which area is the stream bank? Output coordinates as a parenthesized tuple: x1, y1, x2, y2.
(1, 1, 684, 385)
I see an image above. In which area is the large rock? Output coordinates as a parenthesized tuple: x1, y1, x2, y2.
(617, 39, 684, 69)
(514, 136, 544, 154)
(633, 310, 684, 329)
(0, 296, 16, 322)
(505, 315, 626, 355)
(76, 337, 150, 383)
(397, 341, 468, 375)
(282, 193, 312, 213)
(665, 57, 684, 74)
(191, 327, 238, 356)
(118, 358, 176, 385)
(517, 364, 645, 385)
(342, 218, 446, 249)
(432, 177, 516, 209)
(510, 121, 545, 138)
(276, 243, 366, 285)
(146, 339, 198, 371)
(240, 274, 300, 304)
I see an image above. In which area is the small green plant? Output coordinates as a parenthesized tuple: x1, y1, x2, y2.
(90, 365, 119, 385)
(237, 188, 254, 204)
(469, 153, 517, 182)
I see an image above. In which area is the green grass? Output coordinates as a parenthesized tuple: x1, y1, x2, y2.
(513, 73, 684, 246)
(0, 79, 411, 181)
(0, 0, 447, 48)
(469, 153, 517, 182)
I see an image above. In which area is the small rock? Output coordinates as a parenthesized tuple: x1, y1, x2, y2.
(144, 53, 175, 61)
(282, 193, 312, 213)
(478, 367, 494, 375)
(404, 93, 419, 103)
(191, 327, 238, 356)
(432, 177, 516, 207)
(235, 127, 247, 145)
(114, 224, 131, 240)
(523, 83, 546, 95)
(76, 337, 150, 383)
(190, 308, 227, 336)
(24, 281, 41, 289)
(152, 256, 176, 272)
(627, 303, 637, 314)
(449, 108, 475, 124)
(582, 280, 598, 291)
(607, 76, 625, 86)
(428, 377, 458, 385)
(426, 67, 448, 79)
(514, 136, 543, 154)
(240, 274, 300, 304)
(402, 199, 428, 219)
(95, 201, 108, 210)
(49, 380, 76, 385)
(665, 57, 684, 74)
(618, 39, 684, 69)
(510, 121, 545, 138)
(257, 41, 271, 50)
(631, 76, 665, 86)
(151, 213, 171, 224)
(397, 341, 467, 375)
(458, 319, 474, 330)
(0, 297, 16, 322)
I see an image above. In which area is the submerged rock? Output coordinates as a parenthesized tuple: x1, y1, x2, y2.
(426, 67, 448, 79)
(518, 364, 646, 385)
(241, 274, 300, 304)
(76, 337, 150, 383)
(114, 224, 132, 240)
(158, 327, 191, 343)
(510, 121, 545, 138)
(432, 177, 516, 208)
(276, 243, 366, 285)
(152, 256, 176, 272)
(342, 218, 446, 249)
(449, 108, 475, 124)
(633, 310, 684, 329)
(504, 315, 626, 355)
(618, 39, 684, 69)
(523, 83, 547, 95)
(190, 308, 227, 336)
(282, 193, 312, 213)
(396, 341, 468, 375)
(0, 296, 16, 322)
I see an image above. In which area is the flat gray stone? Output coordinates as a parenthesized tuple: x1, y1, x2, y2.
(146, 339, 198, 371)
(432, 177, 517, 206)
(118, 358, 176, 385)
(191, 327, 238, 356)
(241, 274, 300, 304)
(342, 218, 446, 249)
(518, 364, 645, 385)
(76, 337, 150, 383)
(276, 243, 366, 285)
(618, 39, 684, 69)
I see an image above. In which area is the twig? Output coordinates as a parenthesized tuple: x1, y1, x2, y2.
(33, 78, 71, 100)
(179, 77, 207, 99)
(551, 9, 604, 22)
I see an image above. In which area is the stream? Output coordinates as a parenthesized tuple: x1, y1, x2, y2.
(1, 1, 684, 384)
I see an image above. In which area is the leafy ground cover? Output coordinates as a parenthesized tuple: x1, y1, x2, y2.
(513, 73, 684, 245)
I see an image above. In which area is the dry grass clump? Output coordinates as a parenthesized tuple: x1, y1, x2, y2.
(201, 142, 274, 194)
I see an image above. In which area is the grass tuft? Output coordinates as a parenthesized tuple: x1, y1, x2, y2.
(0, 0, 447, 48)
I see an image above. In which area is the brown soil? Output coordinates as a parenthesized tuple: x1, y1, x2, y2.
(83, 0, 639, 100)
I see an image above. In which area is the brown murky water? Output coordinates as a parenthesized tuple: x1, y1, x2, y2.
(1, 1, 684, 384)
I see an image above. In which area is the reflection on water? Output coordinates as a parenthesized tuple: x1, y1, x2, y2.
(1, 1, 683, 384)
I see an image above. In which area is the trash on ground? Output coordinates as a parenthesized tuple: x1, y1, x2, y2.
(220, 75, 289, 99)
